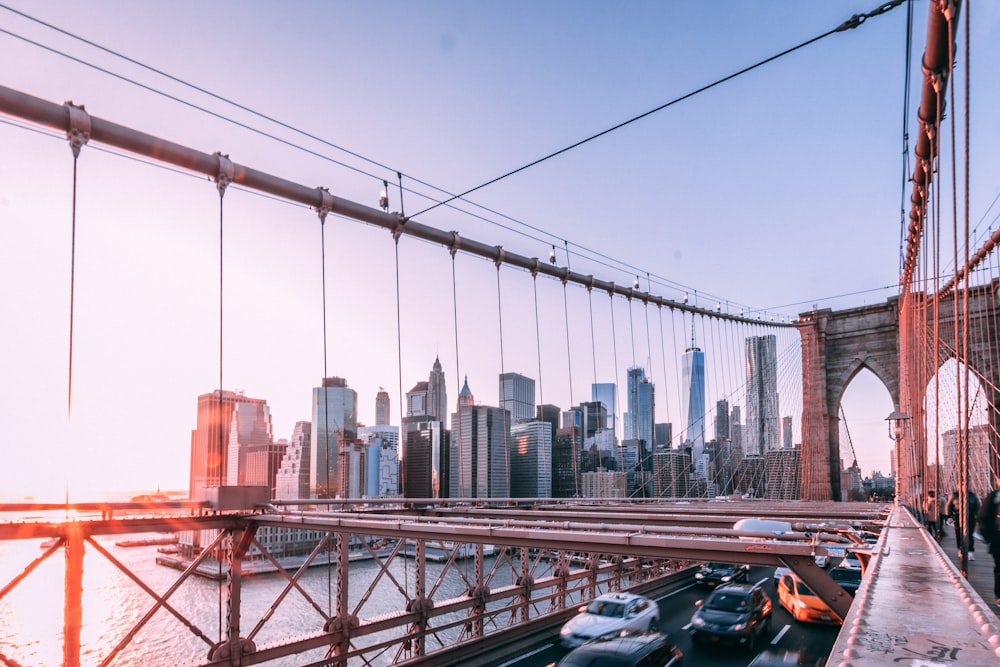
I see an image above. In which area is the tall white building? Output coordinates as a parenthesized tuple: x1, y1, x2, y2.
(682, 331, 707, 485)
(358, 424, 400, 497)
(275, 421, 311, 500)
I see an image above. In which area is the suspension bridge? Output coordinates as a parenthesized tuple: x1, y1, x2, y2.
(3, 0, 1000, 665)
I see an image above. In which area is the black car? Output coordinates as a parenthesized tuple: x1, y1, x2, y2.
(829, 565, 862, 596)
(555, 630, 683, 667)
(693, 562, 751, 588)
(689, 582, 772, 651)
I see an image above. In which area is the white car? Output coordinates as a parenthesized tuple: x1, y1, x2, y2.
(840, 551, 863, 570)
(559, 592, 660, 648)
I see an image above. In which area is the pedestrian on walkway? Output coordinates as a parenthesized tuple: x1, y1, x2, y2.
(950, 490, 981, 560)
(948, 491, 962, 550)
(976, 488, 1000, 607)
(923, 490, 941, 540)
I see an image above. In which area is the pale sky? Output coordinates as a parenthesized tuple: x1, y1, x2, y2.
(2, 1, 998, 501)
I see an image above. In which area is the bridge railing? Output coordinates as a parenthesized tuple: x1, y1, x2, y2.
(829, 504, 1000, 666)
(0, 498, 890, 666)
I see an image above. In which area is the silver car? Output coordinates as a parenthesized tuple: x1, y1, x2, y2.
(559, 592, 660, 648)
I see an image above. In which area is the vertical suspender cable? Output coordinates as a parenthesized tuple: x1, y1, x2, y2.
(531, 273, 548, 495)
(64, 103, 89, 423)
(213, 163, 228, 644)
(962, 0, 972, 495)
(318, 211, 332, 614)
(392, 232, 408, 593)
(609, 293, 621, 477)
(495, 262, 510, 494)
(656, 305, 670, 496)
(562, 279, 577, 497)
(67, 153, 79, 419)
(627, 297, 637, 495)
(450, 249, 464, 497)
(587, 287, 606, 474)
(393, 236, 405, 496)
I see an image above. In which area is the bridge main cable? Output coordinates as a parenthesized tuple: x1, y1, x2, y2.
(0, 84, 786, 327)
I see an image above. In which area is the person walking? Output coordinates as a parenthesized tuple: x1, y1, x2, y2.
(976, 488, 1000, 607)
(923, 490, 941, 540)
(938, 490, 948, 540)
(948, 490, 980, 560)
(948, 491, 962, 551)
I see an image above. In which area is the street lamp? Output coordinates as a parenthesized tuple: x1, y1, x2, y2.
(886, 410, 909, 442)
(886, 410, 909, 505)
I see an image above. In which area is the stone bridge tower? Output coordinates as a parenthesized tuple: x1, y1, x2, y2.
(798, 280, 1000, 500)
(799, 300, 900, 501)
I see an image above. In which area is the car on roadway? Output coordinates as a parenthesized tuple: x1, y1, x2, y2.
(694, 562, 751, 588)
(828, 565, 862, 596)
(559, 592, 660, 649)
(748, 648, 825, 666)
(776, 572, 842, 625)
(839, 550, 863, 570)
(688, 581, 772, 651)
(553, 629, 683, 667)
(773, 566, 791, 584)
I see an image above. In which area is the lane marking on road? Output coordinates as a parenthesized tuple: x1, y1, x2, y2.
(495, 643, 553, 667)
(655, 582, 696, 601)
(682, 622, 692, 630)
(770, 623, 791, 644)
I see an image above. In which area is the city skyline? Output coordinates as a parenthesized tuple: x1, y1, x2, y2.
(5, 2, 991, 501)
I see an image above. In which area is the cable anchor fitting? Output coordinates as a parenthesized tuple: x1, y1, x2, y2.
(315, 187, 333, 224)
(494, 246, 505, 270)
(449, 231, 461, 258)
(390, 214, 408, 243)
(64, 101, 90, 158)
(213, 152, 234, 197)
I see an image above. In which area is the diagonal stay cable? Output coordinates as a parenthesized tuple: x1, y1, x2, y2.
(411, 0, 906, 218)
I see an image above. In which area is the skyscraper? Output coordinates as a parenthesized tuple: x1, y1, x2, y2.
(359, 423, 399, 496)
(499, 371, 535, 424)
(225, 399, 275, 487)
(405, 357, 448, 424)
(682, 330, 707, 487)
(190, 389, 270, 500)
(745, 334, 779, 456)
(275, 421, 312, 500)
(591, 382, 617, 431)
(428, 356, 447, 428)
(310, 377, 357, 498)
(623, 367, 654, 449)
(402, 417, 448, 498)
(375, 388, 391, 426)
(511, 420, 552, 498)
(450, 378, 510, 498)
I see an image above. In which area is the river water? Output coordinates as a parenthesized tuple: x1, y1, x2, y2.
(0, 530, 522, 667)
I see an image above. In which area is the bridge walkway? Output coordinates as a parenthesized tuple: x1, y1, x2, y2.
(829, 506, 1000, 666)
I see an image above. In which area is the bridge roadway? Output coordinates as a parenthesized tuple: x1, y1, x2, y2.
(1, 499, 998, 665)
(497, 565, 841, 667)
(488, 504, 1000, 667)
